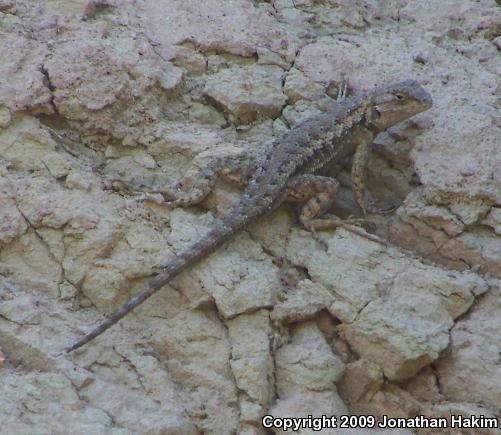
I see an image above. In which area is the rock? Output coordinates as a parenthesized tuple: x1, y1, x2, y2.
(0, 371, 116, 434)
(140, 0, 300, 62)
(482, 207, 501, 235)
(268, 391, 348, 435)
(425, 402, 498, 435)
(393, 190, 501, 277)
(239, 425, 268, 435)
(44, 30, 184, 130)
(59, 280, 79, 300)
(282, 100, 323, 128)
(148, 308, 240, 435)
(169, 209, 281, 319)
(402, 367, 442, 403)
(434, 282, 501, 411)
(227, 311, 275, 405)
(0, 115, 60, 172)
(275, 321, 345, 396)
(272, 279, 332, 324)
(337, 359, 383, 405)
(0, 33, 52, 114)
(65, 169, 93, 190)
(0, 179, 28, 247)
(365, 384, 423, 419)
(293, 39, 354, 87)
(286, 228, 487, 381)
(284, 69, 326, 103)
(204, 65, 288, 124)
(0, 232, 62, 298)
(0, 105, 11, 128)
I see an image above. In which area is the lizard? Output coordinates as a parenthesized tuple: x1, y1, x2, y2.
(65, 79, 432, 353)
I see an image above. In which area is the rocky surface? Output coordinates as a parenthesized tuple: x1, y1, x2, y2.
(0, 0, 500, 434)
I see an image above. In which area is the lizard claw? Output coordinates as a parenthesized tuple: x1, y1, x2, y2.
(133, 192, 168, 205)
(337, 78, 349, 102)
(365, 203, 396, 215)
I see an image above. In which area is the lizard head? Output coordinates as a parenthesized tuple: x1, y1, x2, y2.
(366, 80, 432, 132)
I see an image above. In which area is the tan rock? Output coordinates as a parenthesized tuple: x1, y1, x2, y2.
(271, 279, 332, 324)
(146, 309, 240, 434)
(434, 282, 501, 411)
(0, 115, 61, 172)
(239, 425, 268, 435)
(425, 402, 499, 435)
(0, 105, 11, 129)
(337, 359, 383, 405)
(169, 209, 281, 319)
(275, 321, 345, 396)
(482, 207, 501, 235)
(294, 39, 354, 88)
(284, 68, 326, 103)
(0, 232, 62, 297)
(0, 33, 51, 114)
(44, 30, 183, 129)
(282, 100, 323, 129)
(365, 384, 423, 419)
(141, 0, 300, 62)
(227, 311, 275, 405)
(204, 65, 288, 124)
(402, 367, 442, 403)
(287, 228, 487, 381)
(393, 191, 501, 277)
(0, 181, 28, 247)
(267, 391, 347, 435)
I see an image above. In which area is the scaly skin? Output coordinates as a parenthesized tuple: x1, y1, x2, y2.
(66, 79, 432, 352)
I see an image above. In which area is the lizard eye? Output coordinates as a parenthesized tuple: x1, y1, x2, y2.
(394, 93, 404, 101)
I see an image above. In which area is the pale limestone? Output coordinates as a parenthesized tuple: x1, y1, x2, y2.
(228, 311, 275, 405)
(337, 359, 384, 405)
(268, 391, 347, 435)
(204, 65, 288, 124)
(275, 322, 345, 396)
(435, 282, 501, 411)
(286, 228, 487, 381)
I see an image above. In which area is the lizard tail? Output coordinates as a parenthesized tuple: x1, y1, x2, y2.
(66, 212, 251, 353)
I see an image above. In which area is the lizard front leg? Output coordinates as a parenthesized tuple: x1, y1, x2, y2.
(286, 174, 385, 244)
(352, 139, 395, 216)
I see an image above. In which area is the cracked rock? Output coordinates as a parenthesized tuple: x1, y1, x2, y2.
(286, 229, 487, 381)
(204, 65, 288, 124)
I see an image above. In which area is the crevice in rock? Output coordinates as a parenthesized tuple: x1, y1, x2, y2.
(39, 64, 59, 115)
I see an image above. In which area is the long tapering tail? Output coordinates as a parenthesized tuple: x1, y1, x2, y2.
(66, 212, 252, 353)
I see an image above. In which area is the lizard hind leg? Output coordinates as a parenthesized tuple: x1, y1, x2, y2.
(112, 165, 218, 209)
(286, 174, 365, 229)
(164, 167, 218, 208)
(168, 147, 255, 207)
(286, 174, 385, 244)
(114, 147, 253, 209)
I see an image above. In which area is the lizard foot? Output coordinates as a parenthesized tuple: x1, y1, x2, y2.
(303, 214, 386, 245)
(362, 202, 397, 216)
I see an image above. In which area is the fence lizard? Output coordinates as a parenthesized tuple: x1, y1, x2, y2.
(65, 79, 432, 352)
